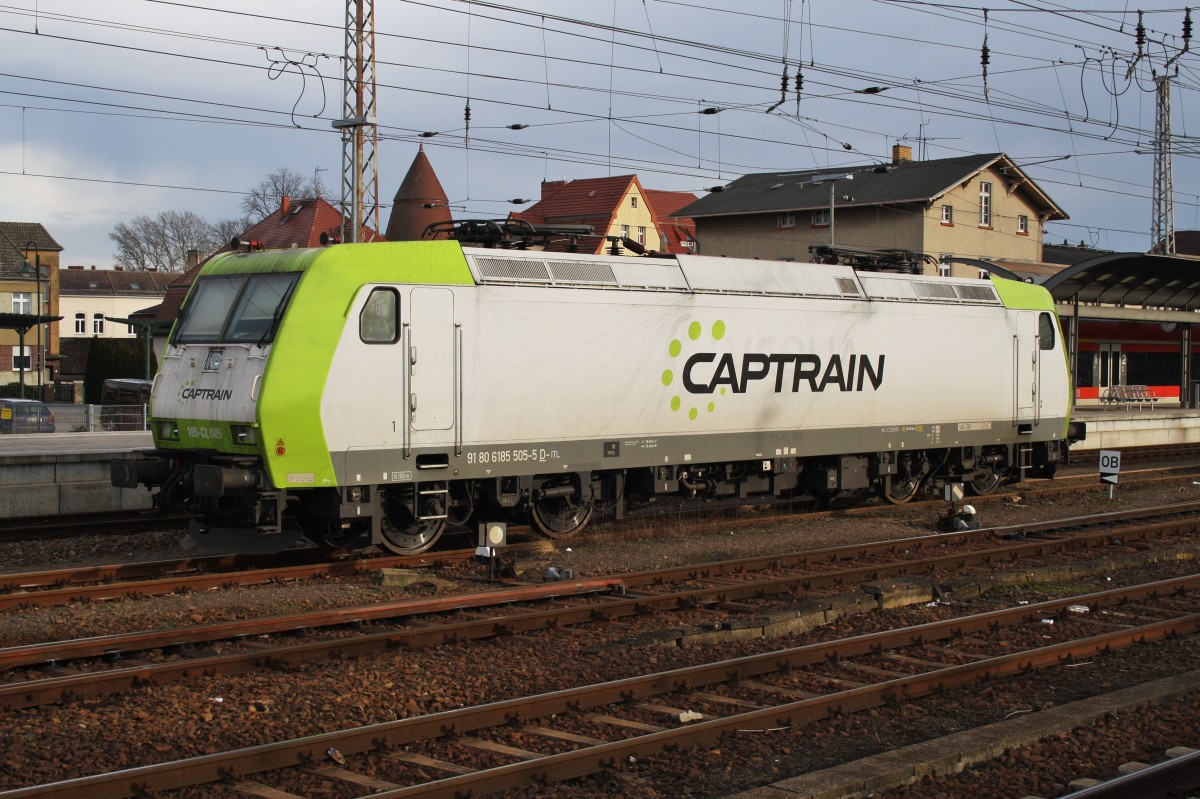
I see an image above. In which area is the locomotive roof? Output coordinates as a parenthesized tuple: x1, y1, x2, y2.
(463, 247, 1006, 307)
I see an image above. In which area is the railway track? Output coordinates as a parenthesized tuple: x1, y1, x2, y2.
(3, 575, 1196, 799)
(0, 510, 187, 543)
(0, 449, 1196, 545)
(4, 460, 1200, 609)
(3, 500, 1198, 711)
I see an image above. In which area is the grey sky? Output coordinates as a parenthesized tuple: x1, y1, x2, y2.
(1, 0, 1196, 268)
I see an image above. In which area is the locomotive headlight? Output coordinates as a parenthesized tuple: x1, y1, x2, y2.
(231, 425, 257, 446)
(156, 420, 180, 441)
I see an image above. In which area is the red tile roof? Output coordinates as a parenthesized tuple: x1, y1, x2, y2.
(643, 189, 699, 254)
(643, 189, 699, 219)
(515, 175, 639, 227)
(242, 196, 381, 250)
(511, 176, 698, 255)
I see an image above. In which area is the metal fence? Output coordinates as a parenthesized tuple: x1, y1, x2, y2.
(49, 404, 149, 433)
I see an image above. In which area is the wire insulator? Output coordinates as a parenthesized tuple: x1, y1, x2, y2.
(981, 40, 990, 67)
(1184, 8, 1193, 43)
(1136, 11, 1146, 56)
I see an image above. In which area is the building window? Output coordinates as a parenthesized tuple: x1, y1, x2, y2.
(630, 196, 638, 208)
(11, 346, 30, 370)
(938, 263, 951, 277)
(620, 224, 629, 239)
(979, 181, 992, 227)
(1017, 214, 1029, 235)
(637, 226, 646, 245)
(127, 324, 137, 335)
(11, 292, 30, 315)
(941, 205, 954, 225)
(93, 313, 105, 335)
(777, 212, 796, 229)
(810, 209, 830, 227)
(978, 268, 990, 280)
(683, 239, 696, 252)
(74, 313, 86, 334)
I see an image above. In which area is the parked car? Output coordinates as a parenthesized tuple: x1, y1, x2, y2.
(0, 398, 56, 434)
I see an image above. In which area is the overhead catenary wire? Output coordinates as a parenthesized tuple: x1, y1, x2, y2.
(3, 0, 1200, 255)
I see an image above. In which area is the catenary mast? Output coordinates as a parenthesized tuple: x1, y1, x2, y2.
(335, 0, 379, 243)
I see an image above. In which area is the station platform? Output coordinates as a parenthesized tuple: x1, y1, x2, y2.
(0, 431, 154, 518)
(1068, 404, 1200, 451)
(0, 406, 1193, 519)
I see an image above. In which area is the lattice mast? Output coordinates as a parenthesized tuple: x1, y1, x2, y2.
(1151, 74, 1175, 255)
(338, 0, 379, 243)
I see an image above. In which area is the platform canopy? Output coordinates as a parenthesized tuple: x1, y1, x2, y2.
(0, 311, 62, 333)
(1039, 253, 1200, 311)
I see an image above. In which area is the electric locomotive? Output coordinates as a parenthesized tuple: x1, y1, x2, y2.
(113, 238, 1082, 555)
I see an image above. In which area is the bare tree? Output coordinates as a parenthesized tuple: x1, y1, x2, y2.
(213, 216, 252, 247)
(241, 166, 329, 221)
(109, 210, 222, 272)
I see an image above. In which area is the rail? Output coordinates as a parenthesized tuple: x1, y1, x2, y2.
(3, 577, 1196, 798)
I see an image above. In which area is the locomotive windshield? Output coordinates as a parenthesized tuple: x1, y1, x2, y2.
(173, 272, 301, 346)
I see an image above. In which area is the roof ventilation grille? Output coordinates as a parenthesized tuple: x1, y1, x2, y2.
(835, 277, 861, 295)
(472, 257, 552, 283)
(547, 261, 618, 285)
(955, 284, 997, 301)
(913, 281, 959, 300)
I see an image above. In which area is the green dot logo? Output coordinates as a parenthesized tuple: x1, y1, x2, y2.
(664, 319, 727, 421)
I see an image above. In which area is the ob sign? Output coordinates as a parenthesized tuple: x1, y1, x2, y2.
(1098, 450, 1121, 485)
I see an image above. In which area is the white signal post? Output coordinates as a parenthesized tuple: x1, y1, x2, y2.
(1098, 449, 1121, 500)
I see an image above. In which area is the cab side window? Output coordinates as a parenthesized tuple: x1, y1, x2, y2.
(1038, 312, 1056, 351)
(360, 288, 399, 343)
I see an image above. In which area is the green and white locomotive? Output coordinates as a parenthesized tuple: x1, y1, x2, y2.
(113, 238, 1081, 554)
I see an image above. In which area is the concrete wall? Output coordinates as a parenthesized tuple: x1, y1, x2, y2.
(1070, 410, 1200, 451)
(0, 451, 154, 518)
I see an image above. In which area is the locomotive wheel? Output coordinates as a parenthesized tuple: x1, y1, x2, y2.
(379, 488, 446, 555)
(530, 478, 594, 538)
(882, 474, 921, 504)
(969, 470, 1002, 495)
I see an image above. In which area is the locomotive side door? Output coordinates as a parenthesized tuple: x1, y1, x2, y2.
(1014, 311, 1039, 425)
(406, 288, 458, 436)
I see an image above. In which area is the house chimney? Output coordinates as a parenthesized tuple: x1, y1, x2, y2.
(892, 144, 913, 164)
(186, 249, 201, 269)
(280, 195, 291, 217)
(541, 179, 567, 200)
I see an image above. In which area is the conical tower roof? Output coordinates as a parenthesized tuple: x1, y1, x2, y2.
(385, 145, 452, 241)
